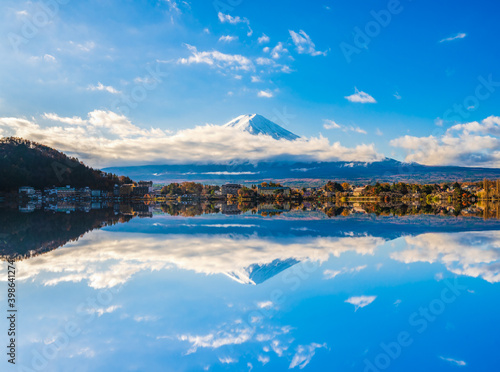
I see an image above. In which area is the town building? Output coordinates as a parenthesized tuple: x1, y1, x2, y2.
(257, 186, 291, 196)
(353, 186, 367, 196)
(120, 184, 135, 196)
(19, 186, 35, 195)
(133, 181, 154, 197)
(221, 184, 242, 196)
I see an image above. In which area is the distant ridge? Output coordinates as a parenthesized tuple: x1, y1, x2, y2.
(223, 114, 300, 141)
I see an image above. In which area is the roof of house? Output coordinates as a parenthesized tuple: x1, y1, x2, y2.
(258, 186, 290, 190)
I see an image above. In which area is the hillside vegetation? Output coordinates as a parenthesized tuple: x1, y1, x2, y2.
(0, 137, 132, 192)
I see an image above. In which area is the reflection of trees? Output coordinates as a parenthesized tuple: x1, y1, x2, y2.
(159, 203, 221, 217)
(0, 208, 134, 260)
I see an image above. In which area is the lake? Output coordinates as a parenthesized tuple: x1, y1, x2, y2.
(1, 203, 499, 371)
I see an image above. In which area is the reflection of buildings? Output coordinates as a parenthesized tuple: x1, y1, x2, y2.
(119, 203, 153, 218)
(258, 203, 290, 214)
(221, 184, 242, 197)
(257, 186, 291, 196)
(19, 204, 35, 213)
(219, 203, 241, 215)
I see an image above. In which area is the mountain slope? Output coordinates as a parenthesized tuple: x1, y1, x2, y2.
(223, 114, 300, 141)
(0, 137, 133, 192)
(103, 159, 500, 185)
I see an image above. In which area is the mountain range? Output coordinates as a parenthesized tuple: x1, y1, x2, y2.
(3, 114, 500, 187)
(102, 114, 500, 184)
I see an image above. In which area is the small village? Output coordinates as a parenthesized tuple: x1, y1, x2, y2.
(10, 179, 500, 219)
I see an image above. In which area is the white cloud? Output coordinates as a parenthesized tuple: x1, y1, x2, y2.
(324, 265, 367, 279)
(345, 88, 376, 103)
(390, 116, 500, 167)
(257, 90, 273, 98)
(289, 30, 327, 56)
(256, 57, 274, 65)
(203, 28, 210, 34)
(86, 305, 121, 317)
(251, 76, 262, 83)
(0, 110, 384, 167)
(440, 33, 467, 43)
(134, 315, 159, 322)
(257, 355, 270, 365)
(258, 34, 270, 44)
(42, 113, 86, 125)
(43, 54, 56, 62)
(376, 128, 383, 136)
(345, 295, 376, 311)
(390, 231, 500, 283)
(394, 92, 402, 100)
(323, 119, 367, 134)
(270, 42, 288, 59)
(179, 328, 253, 354)
(218, 12, 253, 36)
(219, 357, 237, 364)
(0, 230, 384, 288)
(178, 44, 254, 72)
(87, 82, 121, 94)
(219, 35, 238, 43)
(30, 54, 57, 63)
(323, 119, 341, 130)
(69, 41, 96, 52)
(440, 356, 466, 366)
(289, 343, 327, 369)
(257, 301, 273, 309)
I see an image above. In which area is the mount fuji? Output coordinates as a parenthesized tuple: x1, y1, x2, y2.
(223, 114, 300, 141)
(102, 114, 500, 184)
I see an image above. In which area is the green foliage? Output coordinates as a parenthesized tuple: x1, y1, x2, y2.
(160, 182, 203, 195)
(324, 181, 344, 192)
(0, 137, 131, 192)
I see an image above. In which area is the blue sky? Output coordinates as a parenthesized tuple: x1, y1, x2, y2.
(1, 0, 500, 167)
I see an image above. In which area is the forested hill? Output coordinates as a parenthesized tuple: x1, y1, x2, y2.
(0, 137, 133, 192)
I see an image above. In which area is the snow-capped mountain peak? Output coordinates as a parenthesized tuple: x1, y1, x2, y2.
(223, 114, 300, 141)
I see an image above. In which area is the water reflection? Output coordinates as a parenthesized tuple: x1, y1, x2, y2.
(1, 202, 500, 371)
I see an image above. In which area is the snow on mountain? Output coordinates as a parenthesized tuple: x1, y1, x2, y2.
(223, 114, 300, 141)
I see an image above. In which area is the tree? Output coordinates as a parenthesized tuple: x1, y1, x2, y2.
(341, 182, 351, 191)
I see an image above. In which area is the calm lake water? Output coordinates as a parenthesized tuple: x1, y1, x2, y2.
(1, 205, 500, 371)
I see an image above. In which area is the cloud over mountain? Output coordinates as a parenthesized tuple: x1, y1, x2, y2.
(0, 111, 384, 167)
(391, 116, 500, 167)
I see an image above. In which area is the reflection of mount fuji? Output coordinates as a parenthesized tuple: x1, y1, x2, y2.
(226, 258, 299, 285)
